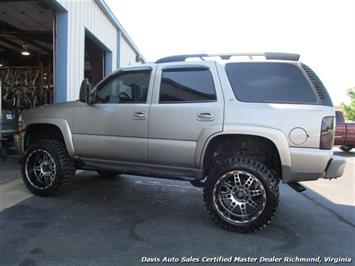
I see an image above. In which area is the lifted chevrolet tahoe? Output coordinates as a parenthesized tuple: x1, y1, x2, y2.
(18, 52, 346, 232)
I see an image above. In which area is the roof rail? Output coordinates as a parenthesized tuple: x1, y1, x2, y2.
(155, 52, 300, 63)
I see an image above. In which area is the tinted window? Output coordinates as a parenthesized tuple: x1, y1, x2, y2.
(96, 70, 151, 104)
(226, 62, 318, 104)
(159, 68, 216, 103)
(301, 63, 333, 106)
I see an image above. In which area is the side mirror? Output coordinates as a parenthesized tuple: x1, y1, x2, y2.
(87, 89, 97, 104)
(79, 79, 92, 103)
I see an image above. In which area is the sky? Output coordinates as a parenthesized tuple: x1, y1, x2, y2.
(106, 0, 355, 105)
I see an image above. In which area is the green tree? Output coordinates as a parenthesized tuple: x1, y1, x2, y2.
(338, 87, 355, 121)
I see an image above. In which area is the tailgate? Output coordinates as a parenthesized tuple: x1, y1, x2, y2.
(1, 109, 18, 131)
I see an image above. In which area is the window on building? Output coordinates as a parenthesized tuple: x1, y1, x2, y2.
(96, 70, 151, 104)
(159, 68, 216, 103)
(226, 62, 318, 104)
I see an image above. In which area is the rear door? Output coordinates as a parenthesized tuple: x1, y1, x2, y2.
(148, 62, 224, 168)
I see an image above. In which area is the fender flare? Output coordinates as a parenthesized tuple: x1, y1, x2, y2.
(197, 124, 291, 171)
(25, 118, 75, 157)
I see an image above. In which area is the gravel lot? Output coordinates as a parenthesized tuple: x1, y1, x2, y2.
(0, 150, 354, 266)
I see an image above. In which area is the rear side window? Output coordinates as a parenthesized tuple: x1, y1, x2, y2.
(159, 68, 216, 103)
(226, 62, 318, 104)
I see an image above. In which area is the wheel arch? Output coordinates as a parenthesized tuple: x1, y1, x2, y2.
(198, 126, 291, 180)
(24, 118, 75, 157)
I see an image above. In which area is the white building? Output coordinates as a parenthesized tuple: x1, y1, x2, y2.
(0, 0, 144, 104)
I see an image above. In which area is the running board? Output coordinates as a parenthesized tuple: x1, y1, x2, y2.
(288, 182, 306, 192)
(78, 157, 203, 181)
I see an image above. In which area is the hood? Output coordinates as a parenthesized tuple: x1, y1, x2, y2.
(23, 101, 80, 121)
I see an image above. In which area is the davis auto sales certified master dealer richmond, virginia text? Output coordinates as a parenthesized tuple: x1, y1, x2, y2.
(141, 256, 352, 264)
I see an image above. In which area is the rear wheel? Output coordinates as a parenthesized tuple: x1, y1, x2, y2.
(96, 170, 120, 178)
(22, 139, 75, 196)
(340, 145, 353, 152)
(204, 156, 279, 233)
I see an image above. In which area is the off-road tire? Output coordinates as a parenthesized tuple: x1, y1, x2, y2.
(21, 139, 75, 196)
(340, 145, 353, 152)
(96, 170, 120, 178)
(203, 155, 279, 233)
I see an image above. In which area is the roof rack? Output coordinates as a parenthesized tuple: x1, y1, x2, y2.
(155, 52, 300, 63)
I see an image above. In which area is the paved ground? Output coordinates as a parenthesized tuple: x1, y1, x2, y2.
(0, 150, 354, 266)
(0, 159, 20, 185)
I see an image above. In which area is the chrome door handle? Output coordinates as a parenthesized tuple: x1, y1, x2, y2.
(132, 112, 146, 120)
(197, 112, 215, 121)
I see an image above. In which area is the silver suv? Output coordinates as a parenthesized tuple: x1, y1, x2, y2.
(18, 53, 346, 232)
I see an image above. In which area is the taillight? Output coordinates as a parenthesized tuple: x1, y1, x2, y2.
(320, 116, 335, 149)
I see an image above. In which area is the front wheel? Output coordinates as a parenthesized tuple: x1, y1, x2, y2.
(21, 139, 75, 196)
(204, 156, 279, 233)
(340, 145, 353, 152)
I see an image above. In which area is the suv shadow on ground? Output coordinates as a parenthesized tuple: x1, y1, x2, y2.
(0, 171, 353, 265)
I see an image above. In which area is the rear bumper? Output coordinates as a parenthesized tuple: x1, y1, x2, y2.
(283, 148, 346, 183)
(1, 129, 17, 137)
(323, 156, 346, 179)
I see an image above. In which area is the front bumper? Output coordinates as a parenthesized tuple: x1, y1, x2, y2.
(283, 148, 346, 183)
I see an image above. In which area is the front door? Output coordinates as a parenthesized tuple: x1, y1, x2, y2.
(148, 62, 224, 168)
(72, 66, 155, 162)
